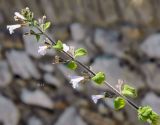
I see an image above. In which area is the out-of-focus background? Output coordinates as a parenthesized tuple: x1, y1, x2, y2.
(0, 0, 160, 125)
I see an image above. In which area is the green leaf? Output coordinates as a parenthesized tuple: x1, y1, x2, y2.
(138, 106, 160, 125)
(35, 34, 40, 41)
(53, 40, 63, 50)
(67, 61, 77, 70)
(114, 97, 126, 110)
(122, 84, 137, 98)
(92, 72, 105, 85)
(74, 48, 87, 58)
(44, 21, 51, 31)
(33, 20, 38, 26)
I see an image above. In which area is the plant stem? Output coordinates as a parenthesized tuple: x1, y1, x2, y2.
(37, 27, 139, 110)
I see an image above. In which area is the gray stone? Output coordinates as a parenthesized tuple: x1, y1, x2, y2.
(39, 63, 55, 73)
(98, 104, 109, 115)
(142, 63, 160, 91)
(113, 111, 124, 122)
(94, 29, 121, 55)
(27, 116, 43, 125)
(141, 92, 160, 114)
(6, 50, 40, 79)
(70, 23, 86, 41)
(0, 95, 19, 125)
(54, 107, 87, 125)
(80, 108, 116, 125)
(140, 34, 160, 58)
(21, 89, 53, 109)
(43, 73, 61, 87)
(0, 61, 12, 87)
(91, 57, 144, 89)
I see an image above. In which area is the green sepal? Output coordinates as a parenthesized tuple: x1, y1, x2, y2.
(92, 72, 105, 85)
(74, 48, 87, 58)
(67, 61, 77, 70)
(138, 106, 160, 125)
(114, 97, 126, 110)
(53, 40, 63, 50)
(122, 84, 137, 98)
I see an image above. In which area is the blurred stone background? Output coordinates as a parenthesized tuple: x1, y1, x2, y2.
(0, 0, 160, 125)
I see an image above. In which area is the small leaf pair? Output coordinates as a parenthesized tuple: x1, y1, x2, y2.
(53, 40, 87, 58)
(138, 106, 160, 125)
(122, 84, 137, 98)
(92, 72, 105, 85)
(114, 97, 126, 110)
(40, 21, 51, 32)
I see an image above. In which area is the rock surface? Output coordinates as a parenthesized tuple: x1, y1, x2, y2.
(43, 73, 61, 87)
(94, 29, 121, 55)
(70, 23, 86, 41)
(27, 116, 43, 125)
(21, 89, 53, 109)
(142, 63, 160, 91)
(0, 60, 12, 87)
(140, 34, 160, 58)
(6, 50, 40, 79)
(141, 92, 160, 114)
(55, 107, 87, 125)
(0, 95, 19, 125)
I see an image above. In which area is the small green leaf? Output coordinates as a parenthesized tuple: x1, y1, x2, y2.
(74, 48, 87, 58)
(122, 84, 137, 98)
(44, 21, 51, 31)
(114, 97, 126, 110)
(138, 106, 160, 125)
(92, 72, 105, 85)
(35, 34, 40, 41)
(53, 40, 63, 50)
(40, 24, 44, 31)
(33, 20, 38, 26)
(67, 61, 77, 70)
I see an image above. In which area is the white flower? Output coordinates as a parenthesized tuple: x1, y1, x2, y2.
(14, 12, 26, 20)
(63, 44, 70, 52)
(70, 76, 84, 89)
(7, 24, 21, 34)
(91, 95, 104, 104)
(38, 45, 48, 55)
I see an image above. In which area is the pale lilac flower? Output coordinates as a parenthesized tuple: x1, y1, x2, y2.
(63, 44, 70, 52)
(91, 94, 104, 104)
(38, 45, 48, 55)
(70, 76, 84, 89)
(7, 24, 21, 34)
(14, 12, 26, 20)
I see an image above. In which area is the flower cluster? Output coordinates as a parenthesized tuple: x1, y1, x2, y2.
(7, 7, 160, 125)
